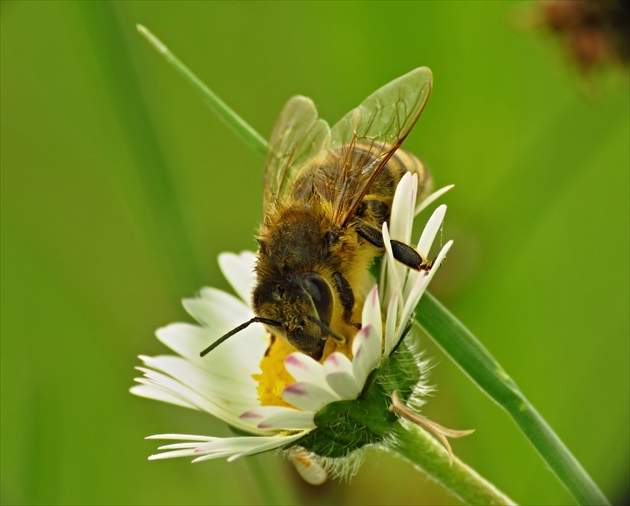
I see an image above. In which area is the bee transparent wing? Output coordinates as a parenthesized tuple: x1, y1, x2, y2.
(328, 67, 432, 227)
(264, 96, 331, 209)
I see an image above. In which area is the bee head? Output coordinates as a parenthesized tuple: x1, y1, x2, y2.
(252, 272, 335, 360)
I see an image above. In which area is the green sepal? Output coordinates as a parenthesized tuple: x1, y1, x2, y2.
(375, 336, 423, 402)
(298, 331, 424, 458)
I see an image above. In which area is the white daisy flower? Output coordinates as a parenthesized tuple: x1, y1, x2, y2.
(131, 172, 453, 474)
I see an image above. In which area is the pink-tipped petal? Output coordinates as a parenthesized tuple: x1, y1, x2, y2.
(359, 286, 383, 353)
(282, 382, 339, 412)
(284, 352, 328, 389)
(351, 324, 382, 387)
(239, 405, 315, 430)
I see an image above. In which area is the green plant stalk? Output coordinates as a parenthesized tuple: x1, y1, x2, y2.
(390, 422, 515, 505)
(415, 294, 609, 506)
(137, 26, 609, 506)
(136, 25, 267, 158)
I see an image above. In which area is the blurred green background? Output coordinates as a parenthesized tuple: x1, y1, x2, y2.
(2, 1, 628, 505)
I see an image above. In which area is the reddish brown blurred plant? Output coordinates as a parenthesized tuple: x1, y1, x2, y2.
(539, 0, 629, 72)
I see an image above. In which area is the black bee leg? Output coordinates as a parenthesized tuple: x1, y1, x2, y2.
(390, 240, 433, 271)
(332, 272, 355, 323)
(355, 220, 433, 271)
(355, 220, 385, 247)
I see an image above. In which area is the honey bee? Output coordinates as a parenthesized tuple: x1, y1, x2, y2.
(201, 67, 433, 361)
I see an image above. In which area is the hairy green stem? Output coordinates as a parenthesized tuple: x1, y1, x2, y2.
(391, 422, 516, 505)
(136, 26, 609, 506)
(416, 293, 609, 506)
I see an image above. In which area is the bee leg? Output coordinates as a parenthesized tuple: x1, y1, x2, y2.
(355, 220, 433, 271)
(390, 240, 433, 271)
(332, 272, 355, 323)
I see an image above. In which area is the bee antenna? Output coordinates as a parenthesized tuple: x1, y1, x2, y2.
(305, 315, 345, 343)
(199, 317, 281, 357)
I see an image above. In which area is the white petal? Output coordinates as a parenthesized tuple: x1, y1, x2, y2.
(145, 433, 301, 462)
(417, 204, 447, 258)
(156, 322, 209, 363)
(403, 204, 447, 300)
(415, 184, 454, 216)
(156, 321, 267, 384)
(258, 411, 315, 430)
(396, 273, 431, 346)
(191, 432, 306, 462)
(139, 355, 257, 405)
(323, 352, 361, 399)
(381, 223, 404, 311)
(395, 241, 453, 346)
(384, 290, 400, 356)
(424, 240, 453, 286)
(282, 382, 339, 412)
(135, 362, 266, 434)
(359, 285, 383, 352)
(284, 353, 329, 391)
(389, 172, 417, 244)
(239, 405, 315, 430)
(147, 433, 215, 441)
(352, 324, 381, 387)
(149, 448, 200, 460)
(130, 383, 196, 410)
(184, 287, 251, 327)
(218, 251, 257, 303)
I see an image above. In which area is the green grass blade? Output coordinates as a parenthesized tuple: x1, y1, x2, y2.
(136, 26, 610, 506)
(136, 25, 268, 158)
(416, 293, 610, 506)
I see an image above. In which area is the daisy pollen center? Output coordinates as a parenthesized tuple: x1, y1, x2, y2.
(253, 334, 354, 407)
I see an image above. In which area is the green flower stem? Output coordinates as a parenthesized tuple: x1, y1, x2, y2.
(391, 421, 516, 505)
(416, 293, 609, 506)
(136, 27, 609, 506)
(136, 25, 268, 158)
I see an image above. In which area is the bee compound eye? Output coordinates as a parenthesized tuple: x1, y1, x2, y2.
(302, 273, 333, 322)
(302, 275, 323, 303)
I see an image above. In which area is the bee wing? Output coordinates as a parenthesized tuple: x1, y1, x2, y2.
(263, 96, 331, 209)
(328, 67, 432, 227)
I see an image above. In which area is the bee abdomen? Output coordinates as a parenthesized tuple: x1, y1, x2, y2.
(382, 148, 432, 202)
(355, 142, 431, 211)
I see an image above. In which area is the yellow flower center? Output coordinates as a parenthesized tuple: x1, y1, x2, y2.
(253, 335, 354, 407)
